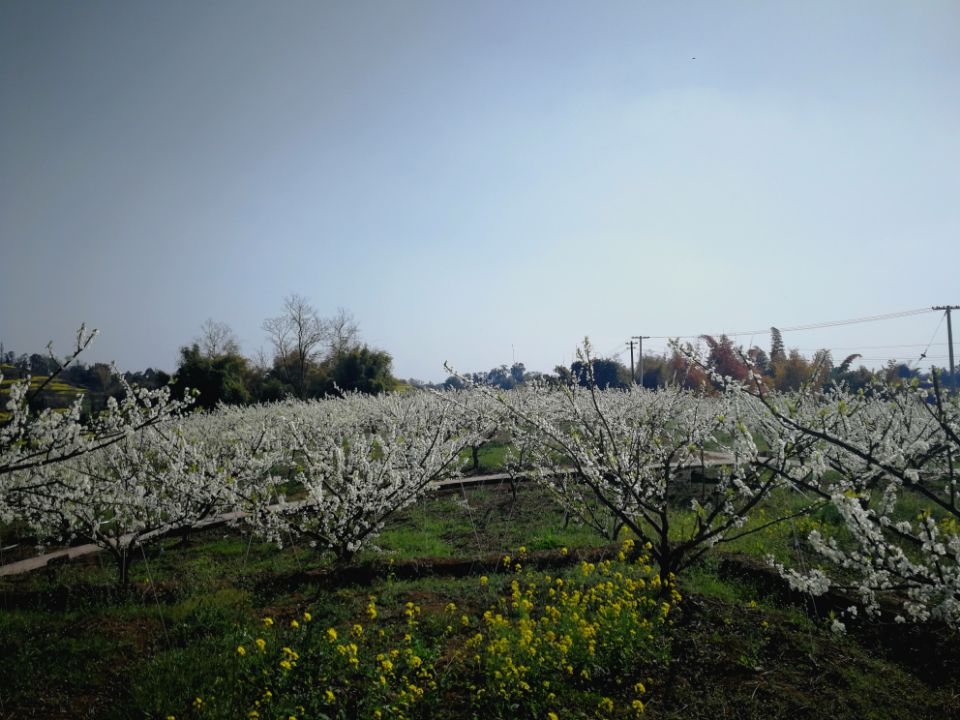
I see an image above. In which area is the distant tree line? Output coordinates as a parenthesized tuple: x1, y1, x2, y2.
(4, 316, 953, 415)
(680, 328, 945, 393)
(1, 294, 398, 413)
(434, 326, 951, 394)
(172, 295, 396, 409)
(0, 347, 171, 417)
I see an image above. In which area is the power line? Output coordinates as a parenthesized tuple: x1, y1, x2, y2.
(859, 356, 948, 362)
(590, 307, 947, 374)
(909, 312, 946, 371)
(794, 343, 947, 351)
(647, 307, 934, 340)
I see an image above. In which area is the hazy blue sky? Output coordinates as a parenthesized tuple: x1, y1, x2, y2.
(2, 1, 958, 380)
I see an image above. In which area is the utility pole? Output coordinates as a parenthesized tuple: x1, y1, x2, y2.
(632, 336, 650, 388)
(933, 305, 959, 390)
(627, 340, 636, 383)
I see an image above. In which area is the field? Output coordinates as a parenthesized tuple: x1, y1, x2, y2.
(1, 478, 957, 720)
(0, 366, 87, 423)
(2, 375, 959, 720)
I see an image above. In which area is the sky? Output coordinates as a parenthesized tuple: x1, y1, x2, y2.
(1, 1, 958, 381)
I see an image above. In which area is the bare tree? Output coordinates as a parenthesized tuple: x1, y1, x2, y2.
(263, 294, 327, 398)
(196, 318, 241, 358)
(251, 346, 272, 373)
(327, 307, 360, 358)
(262, 315, 292, 362)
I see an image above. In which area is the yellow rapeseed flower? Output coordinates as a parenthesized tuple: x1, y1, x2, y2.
(236, 645, 247, 656)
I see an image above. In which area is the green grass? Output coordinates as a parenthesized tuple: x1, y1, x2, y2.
(458, 439, 514, 473)
(0, 483, 956, 719)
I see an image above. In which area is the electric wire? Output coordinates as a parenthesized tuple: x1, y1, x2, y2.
(646, 307, 934, 340)
(604, 308, 950, 372)
(909, 311, 947, 370)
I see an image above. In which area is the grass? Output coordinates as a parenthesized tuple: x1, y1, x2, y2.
(459, 440, 512, 473)
(0, 483, 956, 719)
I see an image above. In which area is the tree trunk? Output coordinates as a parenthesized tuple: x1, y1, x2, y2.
(115, 547, 133, 587)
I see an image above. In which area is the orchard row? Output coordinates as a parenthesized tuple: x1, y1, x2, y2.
(1, 342, 957, 629)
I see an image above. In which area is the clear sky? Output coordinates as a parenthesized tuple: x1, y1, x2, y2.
(2, 1, 958, 381)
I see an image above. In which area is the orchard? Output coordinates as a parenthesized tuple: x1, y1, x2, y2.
(1, 338, 958, 718)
